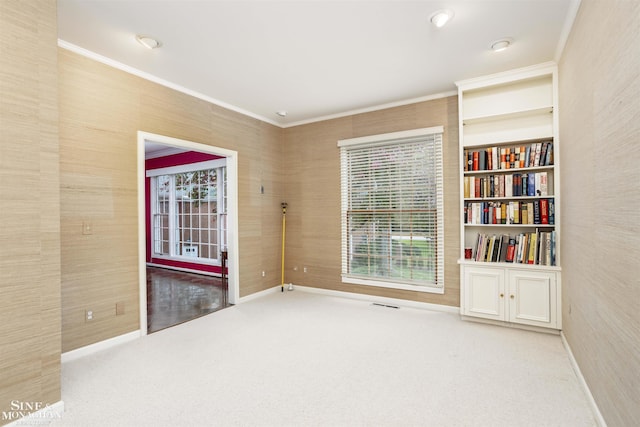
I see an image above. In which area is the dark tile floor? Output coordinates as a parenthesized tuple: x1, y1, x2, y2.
(146, 266, 230, 333)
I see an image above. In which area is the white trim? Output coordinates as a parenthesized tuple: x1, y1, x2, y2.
(293, 285, 459, 314)
(283, 92, 457, 128)
(138, 132, 240, 337)
(145, 145, 187, 160)
(61, 331, 141, 363)
(554, 0, 582, 62)
(337, 126, 444, 148)
(4, 401, 64, 426)
(561, 332, 608, 427)
(341, 276, 444, 294)
(238, 285, 283, 303)
(455, 62, 557, 91)
(58, 40, 280, 127)
(146, 262, 222, 277)
(57, 39, 455, 130)
(146, 158, 227, 177)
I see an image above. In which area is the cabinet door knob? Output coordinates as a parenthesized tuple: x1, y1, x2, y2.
(500, 293, 504, 298)
(510, 294, 515, 299)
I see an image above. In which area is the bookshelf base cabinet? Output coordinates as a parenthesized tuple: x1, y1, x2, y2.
(460, 264, 561, 330)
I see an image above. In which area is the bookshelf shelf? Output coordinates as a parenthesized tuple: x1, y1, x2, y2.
(462, 106, 553, 126)
(464, 223, 555, 228)
(464, 196, 555, 201)
(456, 63, 561, 331)
(464, 165, 554, 175)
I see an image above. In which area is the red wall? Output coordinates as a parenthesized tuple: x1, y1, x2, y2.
(146, 151, 223, 274)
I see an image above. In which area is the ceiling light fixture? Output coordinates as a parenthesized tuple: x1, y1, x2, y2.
(491, 38, 512, 52)
(276, 111, 287, 118)
(430, 10, 454, 28)
(136, 35, 161, 49)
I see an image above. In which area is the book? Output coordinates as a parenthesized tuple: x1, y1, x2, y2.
(521, 202, 528, 224)
(512, 173, 521, 196)
(534, 142, 542, 166)
(531, 143, 538, 167)
(545, 142, 553, 165)
(506, 237, 516, 262)
(464, 176, 470, 198)
(527, 202, 534, 224)
(533, 200, 541, 224)
(483, 202, 489, 224)
(528, 231, 538, 264)
(499, 234, 510, 262)
(548, 198, 555, 225)
(505, 175, 513, 197)
(528, 173, 536, 196)
(473, 151, 479, 171)
(540, 199, 549, 224)
(539, 142, 548, 166)
(500, 148, 507, 169)
(489, 175, 495, 197)
(492, 235, 502, 261)
(538, 172, 548, 196)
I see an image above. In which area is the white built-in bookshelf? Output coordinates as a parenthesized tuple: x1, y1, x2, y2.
(456, 62, 561, 330)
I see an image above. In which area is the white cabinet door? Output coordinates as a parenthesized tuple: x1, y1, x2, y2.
(462, 266, 505, 321)
(508, 269, 557, 328)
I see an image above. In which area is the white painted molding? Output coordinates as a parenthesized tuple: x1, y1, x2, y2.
(555, 0, 582, 62)
(282, 91, 457, 128)
(292, 284, 459, 314)
(57, 40, 279, 127)
(561, 332, 608, 427)
(61, 330, 141, 363)
(238, 285, 282, 303)
(57, 39, 455, 129)
(4, 401, 64, 426)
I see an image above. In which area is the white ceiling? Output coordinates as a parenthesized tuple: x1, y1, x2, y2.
(57, 0, 579, 128)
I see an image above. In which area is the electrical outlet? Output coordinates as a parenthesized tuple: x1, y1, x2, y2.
(86, 310, 93, 321)
(261, 271, 266, 277)
(293, 266, 298, 271)
(303, 267, 308, 273)
(82, 221, 93, 235)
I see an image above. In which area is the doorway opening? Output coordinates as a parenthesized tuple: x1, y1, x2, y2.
(137, 131, 239, 335)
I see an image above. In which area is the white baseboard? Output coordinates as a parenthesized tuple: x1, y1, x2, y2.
(4, 400, 64, 426)
(238, 285, 283, 303)
(61, 330, 141, 363)
(292, 284, 459, 314)
(561, 332, 608, 427)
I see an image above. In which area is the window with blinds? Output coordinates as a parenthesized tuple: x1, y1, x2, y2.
(338, 127, 444, 293)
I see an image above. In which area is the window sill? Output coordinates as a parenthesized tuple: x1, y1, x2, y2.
(341, 276, 444, 294)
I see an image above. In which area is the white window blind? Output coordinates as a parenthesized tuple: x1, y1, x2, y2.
(339, 127, 444, 292)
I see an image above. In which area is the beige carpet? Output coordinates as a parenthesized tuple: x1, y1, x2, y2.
(51, 289, 597, 426)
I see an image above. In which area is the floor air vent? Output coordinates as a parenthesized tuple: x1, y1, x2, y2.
(371, 303, 399, 309)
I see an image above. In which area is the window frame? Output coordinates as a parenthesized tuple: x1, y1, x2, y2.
(147, 159, 227, 265)
(338, 126, 445, 294)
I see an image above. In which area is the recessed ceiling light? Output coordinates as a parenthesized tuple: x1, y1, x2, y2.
(276, 111, 287, 117)
(136, 35, 161, 49)
(430, 10, 454, 28)
(491, 38, 512, 52)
